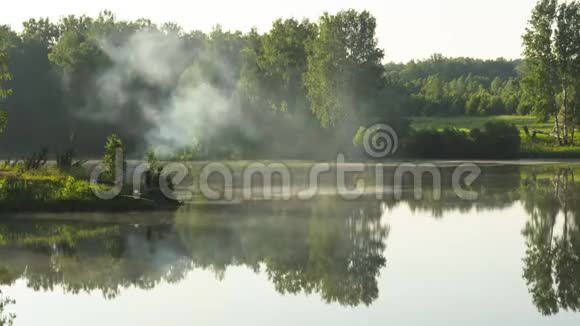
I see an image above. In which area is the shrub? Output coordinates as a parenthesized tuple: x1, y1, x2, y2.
(353, 127, 366, 147)
(56, 149, 74, 170)
(146, 147, 161, 174)
(404, 128, 473, 158)
(23, 149, 48, 170)
(57, 149, 87, 172)
(102, 134, 126, 180)
(145, 147, 162, 188)
(470, 122, 521, 158)
(0, 175, 94, 202)
(403, 122, 521, 159)
(0, 160, 20, 171)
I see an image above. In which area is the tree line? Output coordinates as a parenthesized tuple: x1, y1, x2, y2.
(0, 1, 579, 159)
(0, 10, 398, 159)
(385, 55, 533, 116)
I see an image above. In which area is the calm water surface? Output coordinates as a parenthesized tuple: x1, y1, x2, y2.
(1, 164, 580, 325)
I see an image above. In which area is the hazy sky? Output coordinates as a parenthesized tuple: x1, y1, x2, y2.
(2, 0, 539, 62)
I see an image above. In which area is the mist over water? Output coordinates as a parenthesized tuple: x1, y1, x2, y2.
(3, 165, 580, 325)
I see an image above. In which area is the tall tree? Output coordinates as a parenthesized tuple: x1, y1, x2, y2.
(305, 10, 384, 128)
(523, 0, 580, 144)
(21, 18, 60, 48)
(258, 18, 316, 115)
(555, 1, 580, 144)
(523, 0, 559, 139)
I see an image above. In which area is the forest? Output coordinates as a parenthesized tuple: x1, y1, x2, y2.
(0, 0, 579, 160)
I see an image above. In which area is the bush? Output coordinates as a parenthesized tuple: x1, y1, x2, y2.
(404, 128, 473, 158)
(103, 134, 126, 180)
(145, 147, 162, 188)
(146, 147, 161, 174)
(57, 149, 87, 171)
(403, 122, 521, 158)
(353, 127, 366, 147)
(56, 149, 73, 170)
(0, 175, 94, 202)
(23, 149, 48, 170)
(470, 122, 521, 158)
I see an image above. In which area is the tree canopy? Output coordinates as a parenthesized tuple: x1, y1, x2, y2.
(522, 0, 580, 145)
(0, 3, 576, 159)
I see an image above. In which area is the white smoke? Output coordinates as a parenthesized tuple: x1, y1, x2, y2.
(81, 29, 243, 156)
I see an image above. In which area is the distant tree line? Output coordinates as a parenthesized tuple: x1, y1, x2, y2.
(384, 55, 533, 116)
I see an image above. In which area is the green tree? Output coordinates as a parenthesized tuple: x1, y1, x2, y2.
(305, 10, 384, 128)
(0, 51, 10, 134)
(21, 17, 60, 48)
(256, 18, 316, 114)
(523, 0, 580, 145)
(555, 1, 580, 144)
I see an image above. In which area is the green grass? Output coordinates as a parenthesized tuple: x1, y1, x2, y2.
(410, 115, 580, 158)
(0, 165, 180, 213)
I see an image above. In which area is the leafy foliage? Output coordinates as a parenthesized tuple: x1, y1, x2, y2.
(0, 51, 11, 134)
(103, 134, 125, 180)
(522, 0, 580, 145)
(0, 4, 578, 159)
(0, 174, 93, 203)
(23, 148, 48, 170)
(404, 122, 521, 158)
(56, 149, 74, 170)
(305, 10, 384, 128)
(385, 55, 530, 117)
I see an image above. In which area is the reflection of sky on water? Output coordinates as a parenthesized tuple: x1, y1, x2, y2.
(2, 165, 580, 325)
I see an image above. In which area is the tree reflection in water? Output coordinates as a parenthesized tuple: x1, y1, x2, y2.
(175, 201, 388, 306)
(2, 164, 580, 317)
(0, 290, 15, 326)
(0, 199, 389, 306)
(521, 168, 580, 315)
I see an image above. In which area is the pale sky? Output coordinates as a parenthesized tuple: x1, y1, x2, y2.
(2, 0, 538, 62)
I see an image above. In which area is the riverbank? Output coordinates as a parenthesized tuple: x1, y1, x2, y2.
(0, 166, 180, 213)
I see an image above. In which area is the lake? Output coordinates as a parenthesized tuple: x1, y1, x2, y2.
(1, 163, 580, 325)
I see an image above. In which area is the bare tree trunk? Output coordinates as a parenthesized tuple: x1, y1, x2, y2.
(572, 100, 577, 145)
(555, 114, 563, 145)
(563, 85, 569, 144)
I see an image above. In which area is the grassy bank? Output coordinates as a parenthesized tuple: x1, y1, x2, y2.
(0, 165, 180, 213)
(410, 115, 580, 158)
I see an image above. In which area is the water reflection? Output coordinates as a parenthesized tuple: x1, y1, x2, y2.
(521, 168, 580, 316)
(1, 164, 580, 321)
(0, 200, 388, 306)
(0, 289, 15, 326)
